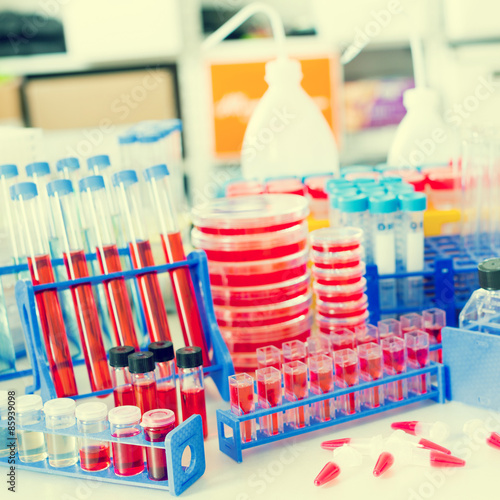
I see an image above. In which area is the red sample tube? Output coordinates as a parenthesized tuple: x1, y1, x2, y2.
(400, 313, 423, 336)
(357, 342, 383, 408)
(378, 318, 402, 341)
(229, 373, 256, 443)
(10, 181, 78, 397)
(405, 330, 430, 395)
(283, 360, 309, 428)
(108, 405, 144, 477)
(148, 341, 178, 425)
(423, 308, 445, 363)
(381, 336, 407, 401)
(334, 348, 360, 415)
(308, 354, 334, 422)
(79, 175, 139, 350)
(282, 340, 307, 365)
(306, 335, 332, 358)
(144, 165, 210, 366)
(129, 352, 158, 414)
(256, 367, 283, 436)
(109, 346, 136, 407)
(330, 329, 356, 351)
(177, 347, 208, 438)
(142, 409, 176, 481)
(112, 170, 172, 343)
(256, 345, 282, 370)
(47, 179, 112, 393)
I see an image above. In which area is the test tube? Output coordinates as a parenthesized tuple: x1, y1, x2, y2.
(308, 354, 335, 422)
(112, 170, 172, 343)
(108, 406, 144, 477)
(328, 187, 358, 227)
(399, 193, 427, 308)
(423, 308, 446, 363)
(118, 132, 137, 169)
(381, 336, 407, 402)
(378, 318, 402, 340)
(109, 346, 136, 407)
(256, 367, 283, 436)
(0, 391, 9, 458)
(128, 352, 158, 414)
(16, 395, 47, 463)
(256, 345, 282, 370)
(43, 398, 78, 467)
(148, 341, 178, 424)
(306, 335, 331, 358)
(330, 329, 356, 351)
(177, 347, 208, 438)
(354, 324, 379, 346)
(87, 155, 117, 212)
(334, 349, 360, 415)
(369, 194, 398, 310)
(357, 342, 383, 408)
(283, 360, 309, 428)
(144, 165, 209, 365)
(400, 313, 423, 335)
(283, 340, 307, 364)
(75, 402, 111, 471)
(79, 175, 139, 350)
(56, 157, 80, 180)
(141, 409, 175, 481)
(10, 182, 78, 397)
(229, 373, 256, 443)
(47, 179, 112, 393)
(405, 330, 430, 395)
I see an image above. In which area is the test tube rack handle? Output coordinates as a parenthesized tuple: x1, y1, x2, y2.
(217, 360, 445, 463)
(0, 414, 205, 496)
(14, 249, 234, 402)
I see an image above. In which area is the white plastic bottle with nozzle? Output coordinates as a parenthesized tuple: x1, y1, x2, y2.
(241, 57, 339, 180)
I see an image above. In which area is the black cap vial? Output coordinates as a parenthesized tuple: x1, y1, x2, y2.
(148, 341, 174, 363)
(128, 351, 155, 374)
(109, 346, 135, 368)
(176, 346, 203, 369)
(478, 258, 500, 291)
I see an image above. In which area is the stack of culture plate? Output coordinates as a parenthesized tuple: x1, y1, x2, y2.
(191, 195, 312, 372)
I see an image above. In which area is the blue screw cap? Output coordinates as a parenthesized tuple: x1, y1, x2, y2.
(369, 194, 398, 214)
(339, 194, 369, 213)
(326, 179, 355, 194)
(56, 157, 80, 173)
(329, 188, 358, 209)
(399, 192, 427, 212)
(26, 162, 50, 178)
(118, 133, 136, 145)
(112, 170, 138, 188)
(79, 175, 105, 192)
(87, 155, 111, 171)
(10, 182, 38, 201)
(144, 164, 170, 182)
(0, 164, 18, 179)
(47, 179, 74, 198)
(386, 183, 415, 195)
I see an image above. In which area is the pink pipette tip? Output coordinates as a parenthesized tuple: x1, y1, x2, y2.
(391, 421, 418, 435)
(429, 452, 465, 468)
(486, 432, 500, 450)
(418, 438, 451, 455)
(314, 461, 341, 486)
(373, 452, 394, 477)
(321, 438, 351, 450)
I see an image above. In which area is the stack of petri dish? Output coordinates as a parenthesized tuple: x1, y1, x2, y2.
(310, 227, 369, 336)
(191, 195, 313, 372)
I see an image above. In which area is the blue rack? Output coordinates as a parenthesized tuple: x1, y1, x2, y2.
(0, 414, 205, 496)
(217, 348, 445, 463)
(366, 234, 497, 325)
(13, 249, 234, 401)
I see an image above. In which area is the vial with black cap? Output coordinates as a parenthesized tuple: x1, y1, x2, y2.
(177, 346, 207, 438)
(109, 346, 136, 407)
(128, 351, 158, 414)
(460, 258, 500, 332)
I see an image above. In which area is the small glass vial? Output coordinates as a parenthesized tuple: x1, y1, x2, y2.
(423, 307, 446, 363)
(229, 373, 256, 443)
(400, 313, 423, 336)
(283, 360, 309, 429)
(128, 352, 158, 414)
(381, 336, 407, 402)
(0, 391, 10, 458)
(176, 347, 207, 438)
(282, 340, 307, 364)
(256, 345, 282, 370)
(75, 402, 111, 471)
(378, 318, 402, 340)
(16, 395, 47, 463)
(109, 346, 136, 407)
(149, 341, 178, 424)
(357, 342, 384, 408)
(334, 349, 360, 416)
(43, 398, 78, 467)
(308, 354, 335, 422)
(108, 405, 144, 476)
(142, 409, 175, 481)
(405, 330, 430, 395)
(256, 367, 283, 436)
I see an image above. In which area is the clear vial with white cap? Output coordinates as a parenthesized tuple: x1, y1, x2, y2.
(43, 398, 78, 467)
(75, 402, 110, 471)
(0, 390, 10, 458)
(16, 394, 47, 463)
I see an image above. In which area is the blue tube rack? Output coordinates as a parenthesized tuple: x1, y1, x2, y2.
(366, 234, 497, 325)
(12, 248, 234, 401)
(0, 414, 204, 496)
(217, 347, 445, 463)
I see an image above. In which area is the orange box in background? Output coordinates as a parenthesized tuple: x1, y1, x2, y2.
(210, 55, 341, 160)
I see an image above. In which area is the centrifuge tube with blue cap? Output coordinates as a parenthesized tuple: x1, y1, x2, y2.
(47, 179, 112, 393)
(399, 192, 427, 308)
(56, 157, 81, 180)
(112, 169, 172, 343)
(328, 187, 358, 227)
(369, 194, 398, 311)
(144, 164, 209, 365)
(10, 181, 77, 396)
(79, 175, 139, 350)
(118, 132, 137, 169)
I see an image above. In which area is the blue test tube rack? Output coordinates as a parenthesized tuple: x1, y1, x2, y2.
(217, 347, 445, 463)
(11, 248, 234, 401)
(0, 414, 204, 496)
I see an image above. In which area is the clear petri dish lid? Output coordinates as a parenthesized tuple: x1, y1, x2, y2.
(265, 178, 306, 196)
(192, 221, 309, 253)
(310, 227, 363, 252)
(317, 310, 369, 329)
(191, 194, 309, 234)
(316, 294, 368, 314)
(312, 263, 366, 280)
(313, 277, 367, 295)
(312, 247, 364, 267)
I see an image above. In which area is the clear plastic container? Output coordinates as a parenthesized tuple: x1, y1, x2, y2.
(317, 310, 369, 334)
(16, 395, 47, 463)
(211, 270, 310, 307)
(256, 345, 282, 370)
(229, 373, 256, 443)
(316, 295, 368, 319)
(191, 194, 309, 235)
(43, 398, 78, 467)
(310, 227, 363, 253)
(312, 263, 366, 286)
(75, 402, 110, 472)
(128, 352, 158, 414)
(109, 346, 136, 407)
(311, 247, 364, 269)
(313, 278, 366, 303)
(256, 367, 283, 436)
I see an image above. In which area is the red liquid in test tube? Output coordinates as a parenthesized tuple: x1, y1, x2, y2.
(157, 384, 177, 416)
(423, 308, 445, 363)
(256, 367, 283, 436)
(256, 345, 282, 370)
(357, 342, 383, 408)
(181, 388, 207, 436)
(382, 336, 406, 401)
(79, 444, 111, 471)
(283, 360, 309, 428)
(134, 379, 157, 414)
(330, 329, 356, 352)
(229, 374, 256, 443)
(308, 355, 334, 421)
(114, 385, 136, 406)
(334, 349, 360, 415)
(405, 330, 430, 395)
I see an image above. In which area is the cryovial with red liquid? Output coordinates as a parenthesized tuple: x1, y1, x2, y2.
(229, 373, 256, 443)
(109, 346, 136, 407)
(334, 349, 360, 415)
(256, 367, 283, 436)
(381, 336, 407, 401)
(308, 354, 335, 422)
(283, 360, 309, 428)
(357, 342, 383, 408)
(405, 330, 430, 395)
